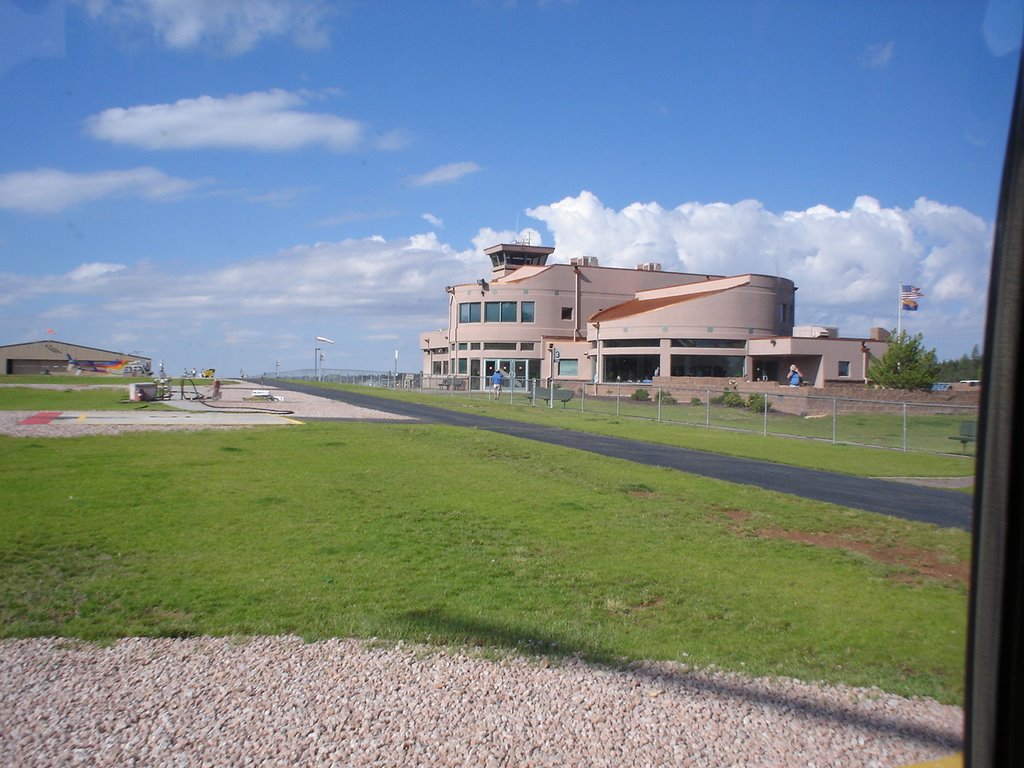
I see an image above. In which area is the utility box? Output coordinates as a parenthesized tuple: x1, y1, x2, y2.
(128, 382, 157, 401)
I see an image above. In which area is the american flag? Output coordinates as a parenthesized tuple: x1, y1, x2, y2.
(900, 284, 923, 311)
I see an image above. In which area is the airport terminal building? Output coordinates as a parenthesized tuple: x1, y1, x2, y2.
(420, 242, 888, 389)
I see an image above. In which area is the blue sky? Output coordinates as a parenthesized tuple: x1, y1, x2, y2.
(1, 0, 1021, 376)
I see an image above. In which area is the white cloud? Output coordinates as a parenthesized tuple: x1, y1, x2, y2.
(86, 89, 367, 152)
(67, 263, 127, 282)
(76, 0, 333, 54)
(59, 234, 477, 323)
(0, 167, 199, 213)
(526, 191, 992, 353)
(422, 213, 444, 229)
(862, 40, 895, 69)
(405, 162, 481, 187)
(2, 192, 993, 371)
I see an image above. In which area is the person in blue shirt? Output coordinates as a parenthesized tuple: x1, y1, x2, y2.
(491, 368, 504, 398)
(787, 365, 803, 387)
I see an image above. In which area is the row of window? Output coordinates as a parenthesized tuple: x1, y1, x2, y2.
(455, 341, 535, 351)
(459, 301, 576, 324)
(602, 338, 748, 348)
(460, 301, 532, 323)
(437, 353, 852, 380)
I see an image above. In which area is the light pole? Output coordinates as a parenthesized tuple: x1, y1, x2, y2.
(315, 336, 334, 381)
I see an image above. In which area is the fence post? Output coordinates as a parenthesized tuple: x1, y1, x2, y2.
(832, 397, 837, 445)
(902, 401, 908, 452)
(657, 386, 662, 422)
(763, 393, 768, 436)
(616, 383, 621, 416)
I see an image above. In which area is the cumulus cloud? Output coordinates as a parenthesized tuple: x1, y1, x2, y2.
(85, 89, 369, 152)
(526, 191, 991, 351)
(76, 0, 333, 54)
(0, 166, 199, 213)
(2, 192, 992, 367)
(70, 234, 479, 323)
(405, 162, 481, 187)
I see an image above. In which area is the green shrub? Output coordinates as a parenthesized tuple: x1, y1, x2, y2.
(656, 390, 677, 405)
(630, 388, 650, 401)
(718, 391, 744, 408)
(746, 393, 771, 413)
(690, 396, 702, 406)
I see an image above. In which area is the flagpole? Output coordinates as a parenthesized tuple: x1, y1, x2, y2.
(897, 281, 902, 337)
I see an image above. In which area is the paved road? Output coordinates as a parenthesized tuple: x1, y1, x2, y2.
(276, 381, 974, 531)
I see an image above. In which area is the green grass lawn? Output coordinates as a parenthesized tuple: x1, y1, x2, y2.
(306, 382, 975, 480)
(0, 376, 223, 411)
(0, 420, 969, 705)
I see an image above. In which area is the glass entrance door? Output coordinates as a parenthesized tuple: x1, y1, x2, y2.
(484, 358, 538, 390)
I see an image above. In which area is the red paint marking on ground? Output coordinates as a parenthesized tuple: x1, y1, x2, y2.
(18, 411, 63, 425)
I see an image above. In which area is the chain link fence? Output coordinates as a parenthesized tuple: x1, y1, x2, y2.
(273, 370, 977, 456)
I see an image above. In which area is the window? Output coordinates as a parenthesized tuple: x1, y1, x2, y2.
(458, 358, 467, 374)
(521, 301, 535, 323)
(602, 354, 660, 382)
(561, 306, 573, 320)
(672, 338, 746, 348)
(485, 301, 518, 322)
(604, 338, 660, 348)
(670, 354, 745, 377)
(838, 360, 851, 377)
(558, 358, 579, 376)
(459, 302, 480, 323)
(520, 342, 535, 350)
(483, 342, 517, 350)
(458, 342, 468, 350)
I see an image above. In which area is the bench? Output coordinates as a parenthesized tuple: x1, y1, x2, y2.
(949, 420, 976, 453)
(535, 387, 575, 407)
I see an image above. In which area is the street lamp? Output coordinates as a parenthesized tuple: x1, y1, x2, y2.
(315, 336, 334, 381)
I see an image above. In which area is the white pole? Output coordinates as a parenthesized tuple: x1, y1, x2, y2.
(897, 281, 902, 337)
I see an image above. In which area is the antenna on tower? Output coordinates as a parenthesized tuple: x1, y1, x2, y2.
(512, 213, 531, 247)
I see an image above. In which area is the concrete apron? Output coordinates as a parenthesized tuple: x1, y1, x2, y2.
(19, 409, 302, 427)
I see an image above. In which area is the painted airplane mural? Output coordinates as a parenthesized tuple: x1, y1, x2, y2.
(66, 354, 150, 375)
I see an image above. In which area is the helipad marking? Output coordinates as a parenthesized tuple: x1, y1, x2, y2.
(18, 411, 62, 425)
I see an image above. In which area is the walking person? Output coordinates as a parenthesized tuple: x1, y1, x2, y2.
(491, 368, 504, 399)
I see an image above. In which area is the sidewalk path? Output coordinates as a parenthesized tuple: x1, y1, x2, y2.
(277, 381, 973, 531)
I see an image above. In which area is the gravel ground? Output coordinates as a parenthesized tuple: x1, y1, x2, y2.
(1, 382, 964, 765)
(0, 381, 410, 438)
(0, 636, 961, 768)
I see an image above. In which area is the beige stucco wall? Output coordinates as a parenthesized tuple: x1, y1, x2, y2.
(420, 250, 884, 389)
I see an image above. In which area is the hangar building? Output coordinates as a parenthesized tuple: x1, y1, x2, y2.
(0, 340, 152, 376)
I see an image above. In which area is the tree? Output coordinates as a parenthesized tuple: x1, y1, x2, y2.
(867, 330, 940, 390)
(935, 344, 984, 382)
